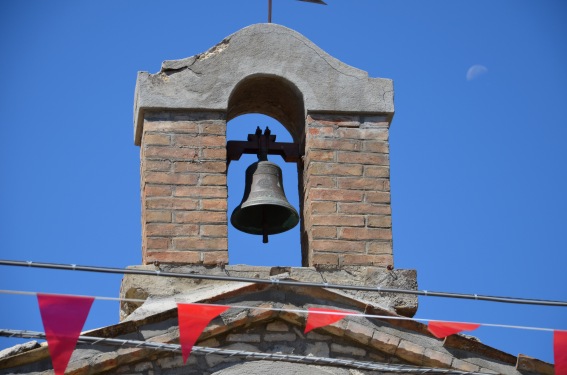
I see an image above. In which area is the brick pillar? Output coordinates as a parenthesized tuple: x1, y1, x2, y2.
(140, 111, 228, 265)
(303, 114, 393, 268)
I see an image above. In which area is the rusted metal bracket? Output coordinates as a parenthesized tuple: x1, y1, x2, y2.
(226, 126, 301, 165)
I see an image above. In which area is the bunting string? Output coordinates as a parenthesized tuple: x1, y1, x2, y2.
(1, 259, 566, 307)
(1, 291, 565, 373)
(0, 329, 495, 375)
(0, 289, 561, 333)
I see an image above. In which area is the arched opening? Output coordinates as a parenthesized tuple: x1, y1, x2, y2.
(226, 75, 306, 266)
(227, 114, 301, 266)
(227, 74, 305, 144)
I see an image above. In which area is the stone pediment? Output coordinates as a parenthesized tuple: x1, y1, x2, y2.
(133, 23, 394, 144)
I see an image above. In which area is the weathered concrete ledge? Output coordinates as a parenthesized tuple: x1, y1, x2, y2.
(119, 264, 418, 320)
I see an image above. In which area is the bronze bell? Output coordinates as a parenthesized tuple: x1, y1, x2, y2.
(231, 160, 299, 243)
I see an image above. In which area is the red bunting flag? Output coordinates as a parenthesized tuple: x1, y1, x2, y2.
(177, 303, 229, 363)
(428, 321, 481, 338)
(37, 294, 94, 375)
(304, 308, 350, 334)
(555, 330, 567, 375)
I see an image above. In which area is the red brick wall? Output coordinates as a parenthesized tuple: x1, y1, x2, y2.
(139, 111, 393, 268)
(140, 112, 228, 265)
(303, 114, 393, 268)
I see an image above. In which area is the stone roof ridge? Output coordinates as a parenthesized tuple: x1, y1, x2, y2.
(117, 280, 554, 374)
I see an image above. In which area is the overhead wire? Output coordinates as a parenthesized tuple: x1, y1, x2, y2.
(1, 259, 566, 307)
(0, 289, 561, 333)
(0, 329, 496, 374)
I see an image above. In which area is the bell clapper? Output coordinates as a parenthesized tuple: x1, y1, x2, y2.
(262, 206, 269, 243)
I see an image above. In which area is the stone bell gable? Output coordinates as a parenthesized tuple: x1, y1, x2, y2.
(134, 23, 396, 269)
(0, 23, 555, 375)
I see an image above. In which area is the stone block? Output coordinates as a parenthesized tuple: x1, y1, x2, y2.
(226, 333, 261, 343)
(451, 358, 481, 372)
(263, 333, 297, 342)
(339, 227, 392, 241)
(305, 175, 336, 189)
(311, 226, 337, 239)
(173, 237, 227, 250)
(311, 239, 365, 253)
(343, 254, 392, 266)
(305, 150, 335, 162)
(337, 151, 389, 165)
(310, 201, 337, 214)
(362, 140, 389, 153)
(337, 177, 388, 191)
(173, 186, 227, 198)
(200, 225, 228, 237)
(311, 214, 364, 227)
(311, 253, 339, 266)
(200, 174, 226, 185)
(310, 188, 364, 202)
(305, 342, 330, 357)
(330, 343, 366, 357)
(144, 133, 171, 145)
(145, 185, 173, 197)
(367, 215, 392, 228)
(396, 339, 425, 365)
(174, 211, 227, 224)
(363, 165, 390, 178)
(422, 348, 452, 368)
(144, 172, 199, 186)
(308, 138, 362, 152)
(516, 354, 554, 375)
(143, 159, 171, 172)
(365, 191, 391, 204)
(202, 251, 228, 265)
(338, 203, 391, 215)
(144, 251, 200, 265)
(201, 199, 228, 211)
(145, 197, 199, 210)
(345, 321, 373, 345)
(309, 162, 363, 177)
(267, 321, 289, 332)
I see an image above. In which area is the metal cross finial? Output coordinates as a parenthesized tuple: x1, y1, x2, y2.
(268, 0, 327, 23)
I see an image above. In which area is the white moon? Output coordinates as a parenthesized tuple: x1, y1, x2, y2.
(466, 65, 488, 81)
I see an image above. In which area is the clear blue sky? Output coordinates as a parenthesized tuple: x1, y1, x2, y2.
(1, 0, 566, 365)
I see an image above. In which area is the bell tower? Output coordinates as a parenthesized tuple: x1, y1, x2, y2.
(123, 23, 417, 318)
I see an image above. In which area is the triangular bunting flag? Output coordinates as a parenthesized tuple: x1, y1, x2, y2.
(177, 303, 229, 363)
(37, 294, 94, 375)
(304, 308, 350, 334)
(555, 330, 567, 375)
(428, 321, 481, 338)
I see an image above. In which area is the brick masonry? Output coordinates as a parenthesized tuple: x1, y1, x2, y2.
(140, 111, 228, 265)
(303, 113, 393, 268)
(138, 111, 394, 268)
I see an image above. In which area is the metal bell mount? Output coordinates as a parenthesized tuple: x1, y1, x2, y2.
(228, 127, 300, 243)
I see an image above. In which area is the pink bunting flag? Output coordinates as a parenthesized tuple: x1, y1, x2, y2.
(555, 330, 567, 375)
(427, 321, 481, 338)
(37, 294, 94, 375)
(304, 308, 350, 334)
(177, 303, 229, 363)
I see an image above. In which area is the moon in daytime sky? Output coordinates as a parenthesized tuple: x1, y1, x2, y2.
(466, 64, 488, 81)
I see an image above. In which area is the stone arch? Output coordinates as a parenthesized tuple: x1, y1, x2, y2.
(227, 74, 306, 144)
